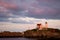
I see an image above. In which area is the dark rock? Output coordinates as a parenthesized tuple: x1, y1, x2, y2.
(0, 31, 23, 38)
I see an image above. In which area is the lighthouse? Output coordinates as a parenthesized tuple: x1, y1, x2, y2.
(45, 22, 48, 30)
(36, 21, 48, 30)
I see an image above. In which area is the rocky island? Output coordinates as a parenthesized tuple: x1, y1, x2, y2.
(24, 28, 60, 39)
(24, 22, 60, 39)
(0, 28, 60, 38)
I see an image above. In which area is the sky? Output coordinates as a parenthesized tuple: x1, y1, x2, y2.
(0, 0, 60, 32)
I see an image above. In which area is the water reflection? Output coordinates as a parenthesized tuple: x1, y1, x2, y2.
(0, 38, 39, 40)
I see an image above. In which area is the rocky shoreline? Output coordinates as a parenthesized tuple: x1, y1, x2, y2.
(0, 31, 23, 38)
(0, 28, 60, 39)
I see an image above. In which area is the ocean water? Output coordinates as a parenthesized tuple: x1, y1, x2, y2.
(0, 38, 39, 40)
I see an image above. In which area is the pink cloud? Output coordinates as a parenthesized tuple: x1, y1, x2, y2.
(21, 3, 29, 9)
(0, 2, 18, 9)
(0, 6, 8, 12)
(29, 6, 57, 15)
(29, 8, 45, 14)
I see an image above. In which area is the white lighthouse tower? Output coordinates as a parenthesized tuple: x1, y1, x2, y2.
(45, 22, 48, 30)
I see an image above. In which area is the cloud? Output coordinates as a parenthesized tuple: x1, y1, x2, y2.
(0, 1, 18, 9)
(0, 0, 60, 23)
(8, 17, 46, 24)
(27, 7, 60, 19)
(0, 19, 60, 32)
(0, 6, 13, 18)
